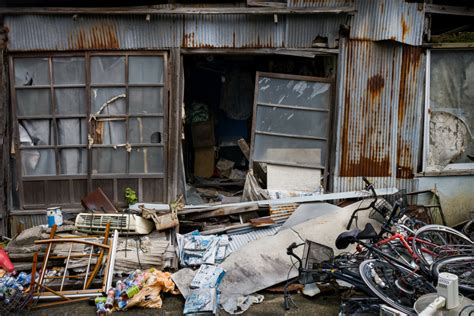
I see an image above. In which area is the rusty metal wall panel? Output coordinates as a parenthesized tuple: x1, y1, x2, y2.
(396, 46, 425, 180)
(4, 15, 182, 51)
(288, 0, 353, 8)
(286, 14, 347, 48)
(182, 14, 285, 48)
(5, 14, 344, 51)
(333, 39, 425, 193)
(350, 0, 424, 46)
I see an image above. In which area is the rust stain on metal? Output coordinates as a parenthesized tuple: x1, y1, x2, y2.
(68, 23, 120, 49)
(367, 74, 384, 98)
(396, 45, 422, 179)
(340, 40, 392, 178)
(401, 16, 408, 43)
(68, 23, 119, 50)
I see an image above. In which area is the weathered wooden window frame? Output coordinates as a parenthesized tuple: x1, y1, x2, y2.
(250, 71, 334, 181)
(10, 51, 169, 210)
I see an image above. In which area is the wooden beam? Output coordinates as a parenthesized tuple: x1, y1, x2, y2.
(0, 6, 355, 15)
(187, 205, 259, 220)
(425, 4, 474, 16)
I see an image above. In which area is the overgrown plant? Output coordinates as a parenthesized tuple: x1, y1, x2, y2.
(124, 187, 138, 205)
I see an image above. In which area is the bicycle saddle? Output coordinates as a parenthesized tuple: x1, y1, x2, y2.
(335, 223, 378, 249)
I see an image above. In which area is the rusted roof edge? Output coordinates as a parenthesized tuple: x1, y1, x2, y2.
(0, 6, 356, 15)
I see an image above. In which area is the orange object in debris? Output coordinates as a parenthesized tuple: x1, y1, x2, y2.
(0, 247, 14, 273)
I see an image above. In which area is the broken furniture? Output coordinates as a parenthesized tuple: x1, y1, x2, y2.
(30, 224, 118, 309)
(81, 188, 118, 214)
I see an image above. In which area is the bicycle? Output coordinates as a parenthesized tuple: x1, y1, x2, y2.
(284, 240, 372, 310)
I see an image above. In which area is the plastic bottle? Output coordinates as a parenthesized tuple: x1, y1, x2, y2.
(105, 288, 115, 311)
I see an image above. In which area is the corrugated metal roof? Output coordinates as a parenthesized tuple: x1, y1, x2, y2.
(227, 225, 281, 253)
(350, 0, 425, 46)
(333, 39, 425, 193)
(4, 14, 346, 51)
(288, 0, 353, 8)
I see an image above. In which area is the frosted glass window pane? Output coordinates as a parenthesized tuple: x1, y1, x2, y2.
(128, 117, 163, 144)
(58, 119, 87, 145)
(257, 77, 331, 109)
(428, 51, 474, 167)
(55, 88, 86, 115)
(253, 134, 326, 166)
(91, 56, 125, 84)
(15, 58, 50, 86)
(130, 147, 163, 173)
(19, 120, 54, 146)
(21, 149, 55, 175)
(60, 149, 87, 175)
(129, 56, 164, 84)
(256, 106, 329, 138)
(53, 57, 85, 84)
(17, 89, 51, 116)
(129, 87, 163, 114)
(91, 88, 126, 114)
(92, 148, 126, 174)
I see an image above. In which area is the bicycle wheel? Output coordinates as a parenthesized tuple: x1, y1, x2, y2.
(431, 255, 474, 294)
(411, 225, 473, 267)
(359, 259, 435, 314)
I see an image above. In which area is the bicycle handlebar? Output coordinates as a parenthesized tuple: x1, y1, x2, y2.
(346, 177, 378, 230)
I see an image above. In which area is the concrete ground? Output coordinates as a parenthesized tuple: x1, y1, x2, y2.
(26, 292, 341, 316)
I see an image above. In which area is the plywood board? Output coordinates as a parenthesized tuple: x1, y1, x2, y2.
(194, 147, 215, 178)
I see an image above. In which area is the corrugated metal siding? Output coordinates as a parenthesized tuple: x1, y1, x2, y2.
(286, 14, 347, 48)
(182, 14, 285, 48)
(350, 0, 424, 46)
(10, 214, 47, 236)
(288, 0, 353, 8)
(4, 14, 346, 51)
(333, 39, 425, 193)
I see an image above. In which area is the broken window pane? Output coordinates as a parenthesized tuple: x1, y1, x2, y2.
(257, 77, 331, 109)
(91, 56, 125, 84)
(256, 106, 329, 139)
(55, 88, 86, 115)
(253, 134, 326, 167)
(428, 51, 474, 170)
(91, 88, 126, 115)
(21, 149, 55, 175)
(129, 147, 164, 174)
(53, 57, 85, 84)
(19, 120, 54, 146)
(128, 117, 163, 144)
(17, 89, 52, 116)
(60, 149, 87, 175)
(14, 58, 50, 86)
(129, 87, 163, 114)
(92, 148, 126, 174)
(129, 56, 164, 84)
(58, 119, 87, 145)
(94, 120, 126, 145)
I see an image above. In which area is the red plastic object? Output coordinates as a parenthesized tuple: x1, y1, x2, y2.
(0, 247, 14, 272)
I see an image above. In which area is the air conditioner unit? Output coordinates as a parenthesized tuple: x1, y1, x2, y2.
(75, 213, 154, 235)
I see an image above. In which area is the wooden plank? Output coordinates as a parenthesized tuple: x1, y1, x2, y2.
(0, 6, 356, 15)
(186, 205, 259, 220)
(425, 4, 474, 16)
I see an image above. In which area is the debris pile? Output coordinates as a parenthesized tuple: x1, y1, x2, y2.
(1, 178, 472, 316)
